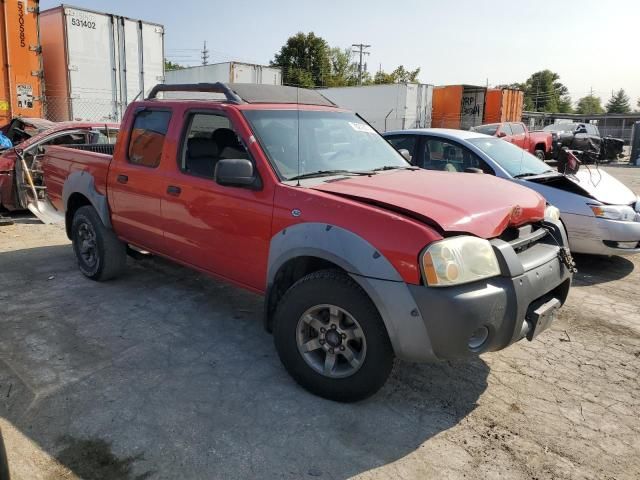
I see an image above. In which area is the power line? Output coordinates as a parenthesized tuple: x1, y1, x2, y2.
(351, 43, 370, 86)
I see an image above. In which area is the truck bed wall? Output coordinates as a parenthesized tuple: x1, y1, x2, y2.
(42, 144, 111, 211)
(0, 0, 44, 124)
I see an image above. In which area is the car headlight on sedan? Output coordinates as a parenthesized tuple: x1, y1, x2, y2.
(589, 204, 636, 222)
(422, 236, 501, 287)
(545, 205, 561, 222)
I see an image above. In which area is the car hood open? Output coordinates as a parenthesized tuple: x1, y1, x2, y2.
(312, 169, 545, 239)
(528, 169, 636, 206)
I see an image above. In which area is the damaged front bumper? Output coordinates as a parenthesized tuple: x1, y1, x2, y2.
(353, 221, 573, 363)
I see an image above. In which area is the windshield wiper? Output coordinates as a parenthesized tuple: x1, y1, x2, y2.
(514, 172, 540, 179)
(287, 169, 375, 181)
(372, 165, 419, 171)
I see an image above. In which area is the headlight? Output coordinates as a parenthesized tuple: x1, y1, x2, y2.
(545, 205, 561, 222)
(421, 236, 500, 287)
(589, 204, 636, 222)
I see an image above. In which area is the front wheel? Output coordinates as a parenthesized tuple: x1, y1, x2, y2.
(71, 205, 126, 281)
(274, 270, 394, 402)
(534, 149, 545, 161)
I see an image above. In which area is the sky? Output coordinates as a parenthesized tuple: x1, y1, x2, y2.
(39, 0, 640, 108)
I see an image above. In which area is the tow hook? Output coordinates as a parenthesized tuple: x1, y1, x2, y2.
(559, 247, 577, 273)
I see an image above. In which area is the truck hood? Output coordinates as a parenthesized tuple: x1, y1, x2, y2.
(312, 170, 545, 239)
(528, 169, 637, 206)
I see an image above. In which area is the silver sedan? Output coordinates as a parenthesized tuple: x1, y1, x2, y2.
(383, 128, 640, 256)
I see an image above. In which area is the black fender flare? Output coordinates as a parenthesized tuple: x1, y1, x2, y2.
(63, 170, 112, 230)
(266, 223, 435, 361)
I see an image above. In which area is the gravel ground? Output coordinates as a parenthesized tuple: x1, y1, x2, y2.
(0, 166, 639, 480)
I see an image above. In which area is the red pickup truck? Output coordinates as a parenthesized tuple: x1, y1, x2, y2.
(472, 122, 554, 160)
(39, 83, 572, 402)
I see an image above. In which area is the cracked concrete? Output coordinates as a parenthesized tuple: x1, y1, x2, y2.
(1, 165, 639, 479)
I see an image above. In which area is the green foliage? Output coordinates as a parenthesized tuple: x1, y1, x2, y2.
(164, 59, 184, 71)
(326, 48, 359, 87)
(606, 89, 631, 114)
(271, 32, 331, 87)
(372, 65, 420, 85)
(575, 94, 604, 115)
(515, 70, 572, 113)
(271, 33, 420, 88)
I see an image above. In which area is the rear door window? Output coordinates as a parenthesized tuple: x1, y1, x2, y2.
(128, 110, 172, 168)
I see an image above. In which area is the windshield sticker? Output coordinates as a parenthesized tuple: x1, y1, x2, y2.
(349, 122, 376, 134)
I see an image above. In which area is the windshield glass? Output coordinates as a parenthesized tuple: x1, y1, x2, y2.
(467, 137, 553, 177)
(543, 123, 576, 132)
(242, 110, 408, 180)
(472, 124, 499, 136)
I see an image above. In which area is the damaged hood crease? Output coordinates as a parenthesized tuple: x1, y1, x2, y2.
(312, 170, 546, 239)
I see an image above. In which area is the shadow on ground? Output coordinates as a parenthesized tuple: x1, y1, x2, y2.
(573, 253, 635, 286)
(0, 245, 488, 479)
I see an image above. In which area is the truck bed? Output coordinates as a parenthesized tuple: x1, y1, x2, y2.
(41, 145, 112, 213)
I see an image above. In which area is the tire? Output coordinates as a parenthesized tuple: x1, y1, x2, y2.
(534, 149, 545, 161)
(71, 205, 126, 281)
(273, 269, 394, 402)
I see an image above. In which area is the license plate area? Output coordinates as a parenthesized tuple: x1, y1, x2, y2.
(526, 298, 561, 341)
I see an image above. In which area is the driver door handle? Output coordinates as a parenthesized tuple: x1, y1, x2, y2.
(167, 185, 181, 196)
(117, 174, 128, 184)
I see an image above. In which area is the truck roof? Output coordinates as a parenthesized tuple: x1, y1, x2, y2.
(147, 83, 337, 108)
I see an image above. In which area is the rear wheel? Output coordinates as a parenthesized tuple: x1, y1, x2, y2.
(274, 270, 394, 402)
(71, 206, 126, 281)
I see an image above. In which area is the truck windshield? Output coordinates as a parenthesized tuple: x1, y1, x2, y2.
(471, 124, 500, 136)
(242, 110, 408, 180)
(467, 137, 554, 178)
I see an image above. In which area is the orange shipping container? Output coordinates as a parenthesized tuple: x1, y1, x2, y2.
(432, 85, 486, 130)
(0, 0, 44, 124)
(483, 88, 523, 124)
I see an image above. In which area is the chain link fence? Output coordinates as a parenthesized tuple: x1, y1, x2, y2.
(43, 97, 126, 123)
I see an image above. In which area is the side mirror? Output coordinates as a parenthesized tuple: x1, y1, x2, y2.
(497, 131, 507, 138)
(464, 167, 484, 174)
(398, 149, 412, 162)
(215, 158, 258, 188)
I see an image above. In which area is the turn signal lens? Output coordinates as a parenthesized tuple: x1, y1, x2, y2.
(422, 236, 500, 287)
(589, 204, 636, 222)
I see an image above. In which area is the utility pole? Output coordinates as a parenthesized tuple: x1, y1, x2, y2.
(352, 43, 370, 85)
(201, 41, 209, 66)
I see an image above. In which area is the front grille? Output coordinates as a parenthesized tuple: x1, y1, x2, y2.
(500, 223, 548, 254)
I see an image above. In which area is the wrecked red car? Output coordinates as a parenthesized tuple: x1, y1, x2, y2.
(0, 120, 118, 211)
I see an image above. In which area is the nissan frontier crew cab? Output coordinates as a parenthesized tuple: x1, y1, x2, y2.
(39, 83, 573, 402)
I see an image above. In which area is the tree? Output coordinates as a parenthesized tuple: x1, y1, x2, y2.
(373, 65, 420, 85)
(606, 89, 631, 113)
(164, 59, 184, 71)
(326, 48, 359, 87)
(271, 32, 331, 87)
(516, 70, 572, 113)
(575, 94, 604, 115)
(637, 98, 640, 112)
